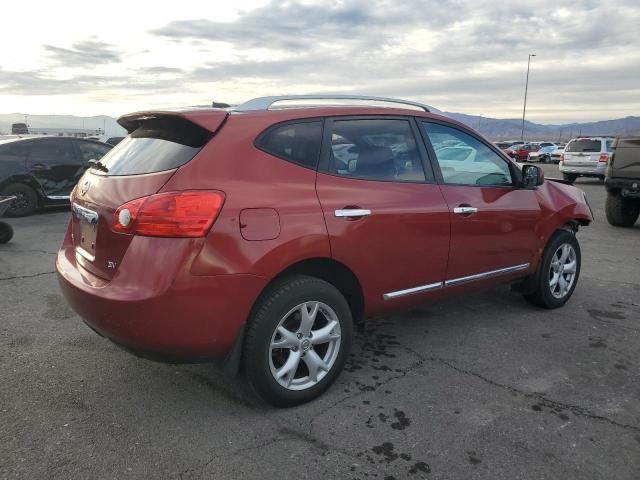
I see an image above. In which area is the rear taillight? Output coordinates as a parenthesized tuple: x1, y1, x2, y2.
(112, 191, 225, 238)
(560, 153, 565, 162)
(599, 153, 609, 163)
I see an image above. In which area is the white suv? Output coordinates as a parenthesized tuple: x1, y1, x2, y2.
(559, 137, 614, 183)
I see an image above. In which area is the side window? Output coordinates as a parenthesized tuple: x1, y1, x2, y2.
(77, 141, 112, 163)
(422, 122, 512, 186)
(328, 119, 426, 182)
(0, 142, 30, 161)
(605, 140, 614, 152)
(28, 140, 78, 165)
(257, 121, 322, 169)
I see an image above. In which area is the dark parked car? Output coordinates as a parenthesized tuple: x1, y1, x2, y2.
(0, 137, 112, 216)
(57, 95, 593, 406)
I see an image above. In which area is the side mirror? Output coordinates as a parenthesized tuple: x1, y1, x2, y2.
(522, 164, 544, 188)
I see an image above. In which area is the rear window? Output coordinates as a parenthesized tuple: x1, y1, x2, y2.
(256, 121, 322, 169)
(94, 117, 211, 176)
(565, 139, 601, 153)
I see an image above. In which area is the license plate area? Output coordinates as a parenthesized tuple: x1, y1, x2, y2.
(72, 203, 99, 262)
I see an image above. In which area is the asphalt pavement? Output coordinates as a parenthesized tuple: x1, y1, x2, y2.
(1, 164, 639, 479)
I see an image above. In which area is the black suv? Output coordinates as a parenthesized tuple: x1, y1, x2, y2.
(0, 137, 112, 216)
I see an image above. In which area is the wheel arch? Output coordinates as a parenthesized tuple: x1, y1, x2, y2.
(223, 257, 365, 376)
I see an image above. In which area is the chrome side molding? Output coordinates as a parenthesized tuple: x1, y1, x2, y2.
(383, 282, 443, 300)
(47, 195, 71, 201)
(383, 263, 530, 300)
(445, 263, 530, 287)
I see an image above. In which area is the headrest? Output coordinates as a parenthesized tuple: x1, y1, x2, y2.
(358, 146, 394, 166)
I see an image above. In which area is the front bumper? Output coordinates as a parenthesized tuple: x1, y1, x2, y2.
(56, 232, 267, 361)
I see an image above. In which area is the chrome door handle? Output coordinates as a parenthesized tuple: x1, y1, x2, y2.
(453, 206, 478, 215)
(335, 209, 371, 218)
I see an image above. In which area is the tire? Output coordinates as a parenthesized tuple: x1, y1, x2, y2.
(1, 183, 38, 217)
(605, 193, 640, 227)
(244, 275, 353, 407)
(562, 173, 577, 184)
(0, 222, 13, 243)
(524, 230, 581, 309)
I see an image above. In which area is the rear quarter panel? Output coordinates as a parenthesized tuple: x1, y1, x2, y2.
(160, 113, 331, 278)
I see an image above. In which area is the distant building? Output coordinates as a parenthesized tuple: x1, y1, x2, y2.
(28, 127, 104, 138)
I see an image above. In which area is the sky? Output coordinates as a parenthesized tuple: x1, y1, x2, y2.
(1, 0, 639, 124)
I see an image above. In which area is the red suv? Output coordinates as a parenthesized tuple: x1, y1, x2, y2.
(57, 95, 593, 406)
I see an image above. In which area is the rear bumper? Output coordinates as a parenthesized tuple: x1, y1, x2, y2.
(559, 163, 607, 176)
(56, 232, 267, 362)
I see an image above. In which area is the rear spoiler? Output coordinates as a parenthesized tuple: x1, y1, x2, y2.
(118, 109, 228, 134)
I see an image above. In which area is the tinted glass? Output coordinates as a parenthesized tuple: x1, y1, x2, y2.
(565, 139, 601, 152)
(605, 140, 614, 152)
(0, 141, 30, 160)
(328, 119, 426, 182)
(29, 139, 78, 165)
(76, 141, 111, 163)
(96, 117, 211, 176)
(257, 121, 322, 169)
(423, 122, 512, 186)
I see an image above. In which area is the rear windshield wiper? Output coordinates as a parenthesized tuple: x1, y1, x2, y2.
(88, 159, 109, 173)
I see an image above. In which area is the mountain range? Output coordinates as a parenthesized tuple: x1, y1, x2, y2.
(1, 110, 639, 141)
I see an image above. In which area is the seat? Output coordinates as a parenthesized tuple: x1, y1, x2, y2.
(356, 146, 395, 180)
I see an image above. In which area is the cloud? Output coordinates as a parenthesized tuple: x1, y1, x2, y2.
(43, 39, 122, 66)
(149, 0, 640, 120)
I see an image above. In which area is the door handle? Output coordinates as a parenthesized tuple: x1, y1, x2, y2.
(335, 209, 371, 218)
(453, 206, 478, 215)
(31, 163, 47, 170)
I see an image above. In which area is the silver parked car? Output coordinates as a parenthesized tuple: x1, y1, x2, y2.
(559, 137, 614, 183)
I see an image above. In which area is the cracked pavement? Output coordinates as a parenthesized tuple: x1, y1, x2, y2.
(1, 165, 639, 479)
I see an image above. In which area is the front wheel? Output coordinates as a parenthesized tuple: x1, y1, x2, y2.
(606, 193, 640, 227)
(562, 173, 577, 184)
(244, 275, 353, 407)
(524, 230, 581, 309)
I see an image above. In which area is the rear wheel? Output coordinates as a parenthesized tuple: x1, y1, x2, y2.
(524, 230, 581, 309)
(562, 173, 577, 184)
(1, 183, 38, 217)
(244, 275, 353, 407)
(605, 193, 640, 227)
(0, 222, 13, 243)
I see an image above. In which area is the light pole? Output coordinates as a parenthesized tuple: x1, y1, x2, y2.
(521, 53, 536, 141)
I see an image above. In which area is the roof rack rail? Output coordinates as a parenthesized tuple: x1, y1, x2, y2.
(234, 95, 430, 113)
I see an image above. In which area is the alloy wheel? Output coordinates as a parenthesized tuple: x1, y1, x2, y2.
(549, 243, 577, 299)
(269, 301, 342, 391)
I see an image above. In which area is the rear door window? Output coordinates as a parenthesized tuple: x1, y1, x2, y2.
(327, 118, 427, 182)
(28, 139, 79, 166)
(95, 116, 211, 176)
(256, 121, 322, 169)
(565, 139, 601, 153)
